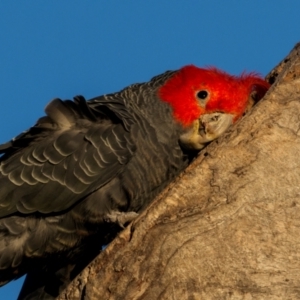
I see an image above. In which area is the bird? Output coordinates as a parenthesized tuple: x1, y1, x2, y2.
(0, 65, 270, 299)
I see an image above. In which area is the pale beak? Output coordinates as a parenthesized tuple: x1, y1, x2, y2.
(179, 113, 234, 150)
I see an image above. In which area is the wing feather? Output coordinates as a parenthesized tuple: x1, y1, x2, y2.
(0, 96, 135, 217)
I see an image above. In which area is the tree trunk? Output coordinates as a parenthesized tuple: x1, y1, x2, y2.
(58, 43, 300, 300)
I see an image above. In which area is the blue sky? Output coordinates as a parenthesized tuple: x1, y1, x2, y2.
(0, 1, 299, 299)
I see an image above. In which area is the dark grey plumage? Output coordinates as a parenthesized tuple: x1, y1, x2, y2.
(0, 70, 192, 298)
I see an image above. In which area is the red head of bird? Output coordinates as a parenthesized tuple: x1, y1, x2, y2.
(158, 65, 270, 149)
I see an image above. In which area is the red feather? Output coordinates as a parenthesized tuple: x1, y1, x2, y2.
(159, 65, 270, 126)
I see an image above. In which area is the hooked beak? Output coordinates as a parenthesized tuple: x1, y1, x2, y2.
(179, 113, 234, 150)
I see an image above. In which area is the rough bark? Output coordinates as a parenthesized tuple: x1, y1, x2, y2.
(58, 43, 300, 300)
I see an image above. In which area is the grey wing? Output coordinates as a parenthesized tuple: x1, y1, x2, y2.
(0, 96, 136, 217)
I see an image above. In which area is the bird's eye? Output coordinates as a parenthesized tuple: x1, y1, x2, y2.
(196, 90, 209, 100)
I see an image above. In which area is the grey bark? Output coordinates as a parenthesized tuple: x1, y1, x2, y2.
(58, 43, 300, 300)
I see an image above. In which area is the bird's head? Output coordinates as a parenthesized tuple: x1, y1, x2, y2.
(158, 65, 270, 149)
